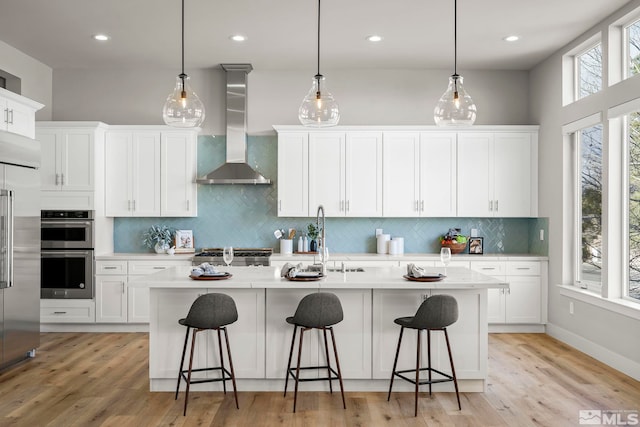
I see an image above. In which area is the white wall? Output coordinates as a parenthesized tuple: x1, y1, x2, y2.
(52, 67, 530, 134)
(0, 40, 52, 120)
(530, 0, 640, 379)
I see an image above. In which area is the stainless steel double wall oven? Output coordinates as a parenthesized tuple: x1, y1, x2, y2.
(40, 210, 94, 299)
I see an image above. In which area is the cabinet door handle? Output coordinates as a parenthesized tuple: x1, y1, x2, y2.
(53, 311, 67, 314)
(3, 108, 7, 124)
(278, 200, 282, 211)
(186, 200, 190, 211)
(103, 266, 118, 270)
(132, 200, 136, 211)
(127, 200, 131, 211)
(481, 267, 496, 270)
(55, 174, 60, 185)
(516, 267, 530, 270)
(340, 200, 344, 211)
(489, 200, 493, 211)
(415, 200, 419, 211)
(153, 266, 165, 269)
(495, 200, 499, 211)
(346, 200, 350, 212)
(61, 173, 64, 186)
(8, 109, 13, 124)
(420, 200, 424, 211)
(122, 283, 125, 294)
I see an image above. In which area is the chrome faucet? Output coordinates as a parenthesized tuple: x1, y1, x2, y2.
(316, 205, 326, 275)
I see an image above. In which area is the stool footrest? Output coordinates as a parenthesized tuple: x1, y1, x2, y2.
(180, 366, 234, 385)
(394, 367, 455, 386)
(287, 366, 340, 383)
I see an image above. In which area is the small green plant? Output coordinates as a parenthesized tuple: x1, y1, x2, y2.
(307, 223, 320, 240)
(142, 225, 175, 249)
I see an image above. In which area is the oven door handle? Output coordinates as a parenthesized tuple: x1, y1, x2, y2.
(41, 220, 92, 226)
(41, 250, 93, 257)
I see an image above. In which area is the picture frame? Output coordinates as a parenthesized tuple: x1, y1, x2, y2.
(174, 230, 195, 253)
(468, 237, 484, 255)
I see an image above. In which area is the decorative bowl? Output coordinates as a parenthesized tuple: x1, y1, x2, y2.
(441, 240, 467, 254)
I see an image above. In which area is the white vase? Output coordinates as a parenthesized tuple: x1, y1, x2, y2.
(154, 241, 169, 254)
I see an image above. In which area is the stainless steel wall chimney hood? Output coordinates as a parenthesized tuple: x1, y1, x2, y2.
(196, 64, 271, 185)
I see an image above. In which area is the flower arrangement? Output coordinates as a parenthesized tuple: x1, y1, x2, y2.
(142, 225, 175, 252)
(307, 223, 320, 240)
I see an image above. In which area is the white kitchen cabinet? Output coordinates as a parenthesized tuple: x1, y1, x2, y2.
(150, 288, 265, 380)
(382, 131, 457, 217)
(40, 299, 95, 323)
(372, 289, 485, 381)
(277, 132, 309, 217)
(105, 130, 161, 216)
(160, 131, 198, 217)
(308, 131, 382, 217)
(470, 260, 544, 326)
(265, 288, 371, 379)
(0, 88, 43, 138)
(457, 132, 537, 217)
(95, 275, 128, 323)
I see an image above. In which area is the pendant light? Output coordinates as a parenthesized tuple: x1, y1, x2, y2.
(433, 0, 476, 126)
(162, 0, 205, 128)
(298, 0, 340, 127)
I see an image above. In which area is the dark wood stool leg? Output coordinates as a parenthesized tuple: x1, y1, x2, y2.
(322, 328, 333, 393)
(223, 327, 239, 410)
(415, 328, 421, 417)
(387, 326, 404, 401)
(427, 328, 432, 396)
(329, 327, 346, 410)
(293, 327, 306, 413)
(284, 325, 298, 397)
(175, 326, 190, 400)
(184, 328, 199, 416)
(217, 328, 227, 394)
(444, 328, 461, 410)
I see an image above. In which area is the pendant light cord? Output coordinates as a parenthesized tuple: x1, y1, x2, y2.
(179, 0, 186, 94)
(453, 0, 457, 76)
(316, 0, 322, 79)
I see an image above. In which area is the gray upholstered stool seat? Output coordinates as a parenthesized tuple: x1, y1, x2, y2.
(175, 293, 239, 416)
(284, 292, 346, 412)
(387, 294, 461, 416)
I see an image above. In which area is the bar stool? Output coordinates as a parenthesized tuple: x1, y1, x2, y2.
(284, 292, 346, 413)
(387, 294, 461, 417)
(175, 293, 239, 416)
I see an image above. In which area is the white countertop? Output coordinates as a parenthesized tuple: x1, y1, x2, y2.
(130, 265, 509, 290)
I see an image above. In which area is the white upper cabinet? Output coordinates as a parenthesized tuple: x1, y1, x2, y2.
(457, 131, 537, 217)
(105, 130, 161, 217)
(277, 132, 309, 217)
(382, 131, 457, 217)
(309, 131, 382, 217)
(0, 88, 43, 138)
(160, 131, 197, 217)
(37, 122, 107, 210)
(105, 127, 198, 217)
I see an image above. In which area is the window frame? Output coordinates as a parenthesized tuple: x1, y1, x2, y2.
(574, 42, 603, 100)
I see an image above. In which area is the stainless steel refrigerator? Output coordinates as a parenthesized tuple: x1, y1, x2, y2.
(0, 130, 40, 370)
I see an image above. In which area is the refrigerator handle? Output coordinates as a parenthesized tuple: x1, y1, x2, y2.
(1, 189, 13, 288)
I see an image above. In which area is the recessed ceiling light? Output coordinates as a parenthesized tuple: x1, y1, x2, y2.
(93, 34, 110, 42)
(230, 35, 247, 42)
(366, 35, 383, 42)
(503, 35, 519, 42)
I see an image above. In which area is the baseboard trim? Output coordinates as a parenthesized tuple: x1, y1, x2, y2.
(40, 324, 149, 333)
(546, 323, 640, 381)
(489, 324, 546, 333)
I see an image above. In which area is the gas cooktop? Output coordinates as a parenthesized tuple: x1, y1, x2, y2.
(192, 247, 273, 266)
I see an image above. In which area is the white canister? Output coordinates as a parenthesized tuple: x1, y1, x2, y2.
(377, 234, 390, 254)
(392, 237, 404, 255)
(280, 239, 293, 254)
(388, 239, 400, 255)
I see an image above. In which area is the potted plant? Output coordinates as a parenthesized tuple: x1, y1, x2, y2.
(307, 223, 320, 253)
(142, 225, 175, 253)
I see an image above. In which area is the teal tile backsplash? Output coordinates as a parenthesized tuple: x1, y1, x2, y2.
(114, 135, 548, 255)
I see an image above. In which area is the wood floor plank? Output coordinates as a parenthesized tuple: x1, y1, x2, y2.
(0, 332, 638, 426)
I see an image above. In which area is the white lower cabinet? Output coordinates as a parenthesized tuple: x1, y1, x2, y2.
(150, 288, 265, 380)
(470, 260, 544, 325)
(40, 299, 95, 323)
(95, 275, 128, 323)
(372, 289, 485, 381)
(265, 288, 372, 379)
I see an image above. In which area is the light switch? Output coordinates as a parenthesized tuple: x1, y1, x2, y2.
(470, 228, 478, 237)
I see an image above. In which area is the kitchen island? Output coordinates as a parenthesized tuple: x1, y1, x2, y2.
(132, 265, 508, 393)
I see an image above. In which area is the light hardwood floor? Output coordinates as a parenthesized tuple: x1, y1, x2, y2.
(0, 333, 638, 426)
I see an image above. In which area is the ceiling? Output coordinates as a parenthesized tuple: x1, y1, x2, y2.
(0, 0, 632, 71)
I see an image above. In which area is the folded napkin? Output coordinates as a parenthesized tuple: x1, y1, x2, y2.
(280, 262, 304, 279)
(191, 262, 220, 277)
(407, 263, 429, 278)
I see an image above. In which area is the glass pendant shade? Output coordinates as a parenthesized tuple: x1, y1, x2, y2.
(162, 75, 205, 128)
(434, 74, 477, 126)
(298, 75, 340, 127)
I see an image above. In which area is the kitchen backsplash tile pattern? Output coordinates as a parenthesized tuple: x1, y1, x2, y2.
(113, 135, 548, 255)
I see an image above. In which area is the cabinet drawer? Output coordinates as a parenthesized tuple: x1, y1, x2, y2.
(128, 260, 190, 275)
(96, 260, 128, 275)
(40, 300, 95, 323)
(469, 261, 506, 278)
(506, 261, 540, 276)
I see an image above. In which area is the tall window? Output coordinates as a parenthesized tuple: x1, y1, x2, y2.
(628, 113, 640, 300)
(577, 44, 602, 99)
(626, 19, 640, 77)
(578, 125, 603, 287)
